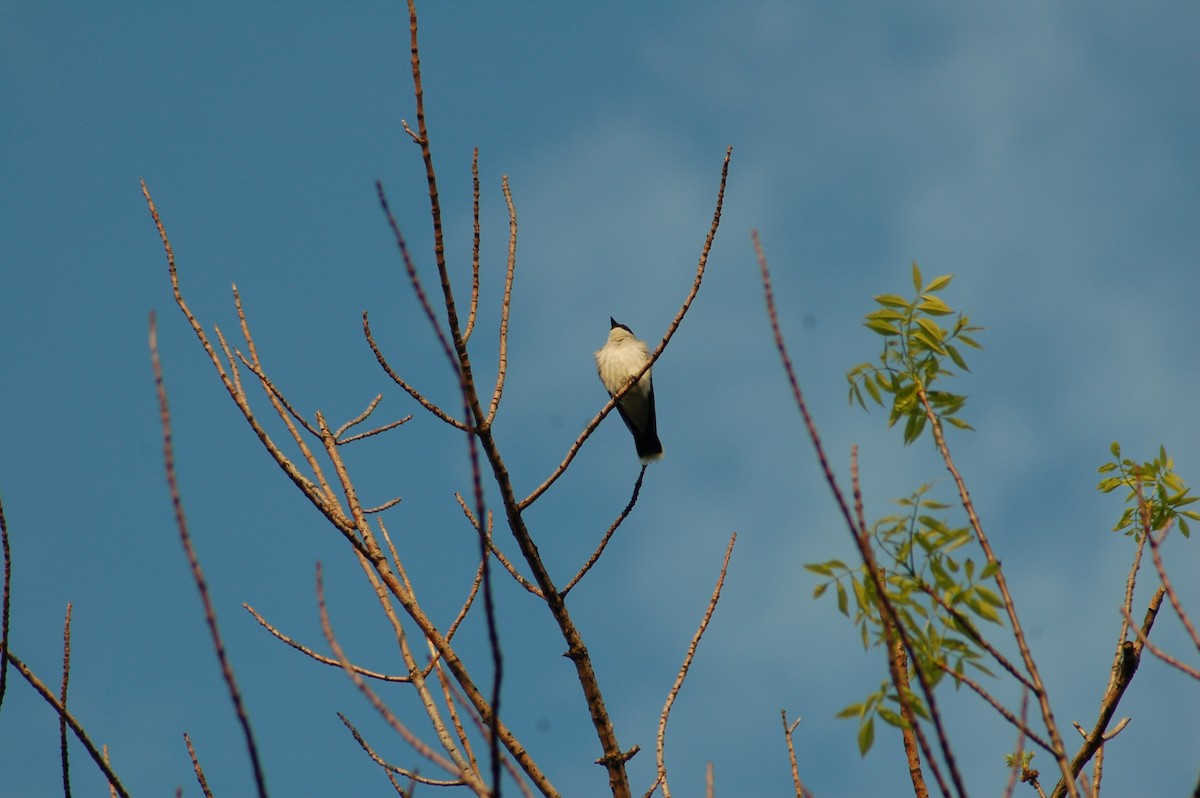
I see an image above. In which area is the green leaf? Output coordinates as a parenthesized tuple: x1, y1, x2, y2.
(873, 293, 912, 308)
(813, 582, 829, 599)
(911, 262, 923, 293)
(914, 317, 946, 341)
(864, 374, 883, 405)
(924, 274, 954, 292)
(917, 296, 953, 316)
(946, 344, 970, 371)
(910, 330, 947, 355)
(836, 703, 863, 719)
(858, 717, 876, 756)
(866, 319, 902, 336)
(956, 333, 982, 349)
(836, 582, 849, 615)
(903, 412, 927, 445)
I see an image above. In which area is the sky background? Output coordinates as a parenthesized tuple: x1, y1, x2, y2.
(2, 2, 1198, 796)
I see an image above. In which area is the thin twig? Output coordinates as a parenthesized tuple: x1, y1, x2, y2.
(1002, 688, 1030, 798)
(151, 312, 270, 798)
(918, 583, 1036, 691)
(935, 661, 1053, 752)
(60, 603, 74, 798)
(456, 495, 541, 597)
(1146, 525, 1200, 653)
(0, 495, 10, 709)
(184, 733, 215, 798)
(564, 468, 646, 597)
(335, 393, 384, 438)
(1115, 531, 1147, 659)
(363, 496, 405, 514)
(242, 603, 410, 682)
(464, 148, 482, 344)
(338, 712, 466, 786)
(3, 649, 129, 797)
(647, 533, 736, 798)
(233, 347, 320, 437)
(362, 311, 467, 429)
(1120, 599, 1199, 678)
(340, 417, 413, 445)
(485, 175, 518, 426)
(781, 710, 811, 798)
(376, 180, 461, 379)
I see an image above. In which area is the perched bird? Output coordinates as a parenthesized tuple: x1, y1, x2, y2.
(595, 317, 664, 464)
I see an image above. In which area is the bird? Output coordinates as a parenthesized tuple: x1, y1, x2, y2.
(595, 317, 664, 464)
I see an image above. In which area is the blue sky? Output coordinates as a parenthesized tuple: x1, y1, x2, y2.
(2, 2, 1197, 796)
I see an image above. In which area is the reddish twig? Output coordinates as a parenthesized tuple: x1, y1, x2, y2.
(0, 495, 10, 709)
(150, 312, 269, 798)
(60, 602, 74, 798)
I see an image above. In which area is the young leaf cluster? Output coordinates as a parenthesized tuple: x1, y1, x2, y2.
(1098, 442, 1199, 538)
(805, 485, 1004, 753)
(847, 263, 983, 444)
